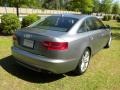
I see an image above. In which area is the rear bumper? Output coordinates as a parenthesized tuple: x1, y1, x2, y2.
(12, 47, 78, 74)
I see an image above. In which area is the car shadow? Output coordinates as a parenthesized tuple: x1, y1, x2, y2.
(111, 27, 120, 30)
(112, 32, 120, 40)
(111, 27, 120, 40)
(0, 55, 65, 83)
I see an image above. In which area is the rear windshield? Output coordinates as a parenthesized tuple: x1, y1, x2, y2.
(30, 16, 78, 32)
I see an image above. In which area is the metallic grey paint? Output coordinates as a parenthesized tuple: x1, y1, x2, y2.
(12, 14, 111, 74)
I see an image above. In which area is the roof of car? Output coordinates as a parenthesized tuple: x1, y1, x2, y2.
(53, 14, 93, 20)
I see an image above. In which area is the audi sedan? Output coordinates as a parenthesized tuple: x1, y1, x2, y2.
(12, 14, 111, 75)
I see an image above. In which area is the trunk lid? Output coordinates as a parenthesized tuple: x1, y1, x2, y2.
(14, 27, 65, 56)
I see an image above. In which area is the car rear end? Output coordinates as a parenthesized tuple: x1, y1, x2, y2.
(12, 15, 80, 74)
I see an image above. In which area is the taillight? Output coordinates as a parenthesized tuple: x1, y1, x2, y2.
(13, 34, 17, 41)
(42, 41, 68, 50)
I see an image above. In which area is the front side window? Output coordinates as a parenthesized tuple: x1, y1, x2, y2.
(93, 18, 105, 29)
(86, 17, 105, 31)
(30, 16, 78, 32)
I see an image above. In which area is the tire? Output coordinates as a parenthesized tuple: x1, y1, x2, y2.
(74, 48, 91, 75)
(104, 35, 112, 48)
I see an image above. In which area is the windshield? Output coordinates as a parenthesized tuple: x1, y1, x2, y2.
(30, 16, 78, 32)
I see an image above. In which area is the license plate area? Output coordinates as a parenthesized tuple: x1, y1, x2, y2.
(23, 39, 34, 48)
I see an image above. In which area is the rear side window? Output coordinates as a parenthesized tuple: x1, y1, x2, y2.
(31, 16, 78, 32)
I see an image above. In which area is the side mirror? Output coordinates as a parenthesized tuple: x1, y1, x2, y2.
(105, 25, 111, 30)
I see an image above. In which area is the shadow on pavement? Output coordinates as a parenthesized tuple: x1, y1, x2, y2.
(0, 55, 65, 83)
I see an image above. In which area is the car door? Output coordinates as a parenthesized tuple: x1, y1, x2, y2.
(94, 18, 110, 48)
(85, 17, 102, 54)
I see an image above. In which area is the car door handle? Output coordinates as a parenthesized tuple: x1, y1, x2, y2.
(90, 36, 94, 40)
(101, 33, 105, 37)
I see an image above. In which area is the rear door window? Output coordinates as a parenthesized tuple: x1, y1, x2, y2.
(78, 21, 88, 33)
(86, 18, 98, 31)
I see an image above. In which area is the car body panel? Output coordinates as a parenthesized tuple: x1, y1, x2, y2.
(12, 14, 111, 74)
(12, 47, 78, 74)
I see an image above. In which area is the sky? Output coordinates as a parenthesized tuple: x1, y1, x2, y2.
(100, 0, 120, 3)
(113, 0, 120, 2)
(99, 0, 120, 3)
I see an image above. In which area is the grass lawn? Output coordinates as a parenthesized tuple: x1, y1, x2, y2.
(0, 20, 120, 90)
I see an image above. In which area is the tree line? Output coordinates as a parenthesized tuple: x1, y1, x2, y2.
(65, 0, 120, 14)
(0, 0, 120, 14)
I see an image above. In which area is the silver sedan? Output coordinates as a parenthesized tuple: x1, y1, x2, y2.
(12, 14, 111, 75)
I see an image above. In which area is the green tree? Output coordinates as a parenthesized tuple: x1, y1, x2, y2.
(0, 0, 42, 8)
(81, 0, 94, 14)
(112, 2, 120, 14)
(65, 0, 81, 11)
(42, 0, 63, 10)
(42, 0, 55, 9)
(65, 0, 94, 14)
(93, 0, 100, 13)
(101, 0, 113, 14)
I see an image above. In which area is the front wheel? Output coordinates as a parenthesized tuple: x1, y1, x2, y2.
(74, 48, 91, 75)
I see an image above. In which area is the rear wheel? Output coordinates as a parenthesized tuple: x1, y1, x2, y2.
(74, 48, 91, 75)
